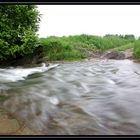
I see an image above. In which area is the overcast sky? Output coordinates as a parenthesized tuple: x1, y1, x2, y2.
(37, 5, 140, 38)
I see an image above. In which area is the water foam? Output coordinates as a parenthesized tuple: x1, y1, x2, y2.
(0, 64, 59, 83)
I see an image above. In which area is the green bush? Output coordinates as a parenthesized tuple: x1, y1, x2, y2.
(0, 5, 40, 61)
(40, 38, 86, 61)
(134, 40, 140, 59)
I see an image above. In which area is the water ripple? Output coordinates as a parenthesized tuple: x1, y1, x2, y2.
(0, 60, 140, 134)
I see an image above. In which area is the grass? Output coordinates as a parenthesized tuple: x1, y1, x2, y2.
(113, 43, 134, 52)
(39, 34, 135, 61)
(134, 40, 140, 59)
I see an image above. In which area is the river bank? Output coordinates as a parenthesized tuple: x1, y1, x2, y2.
(45, 48, 134, 65)
(0, 34, 137, 68)
(0, 49, 133, 68)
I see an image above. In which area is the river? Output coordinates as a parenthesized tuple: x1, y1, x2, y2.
(0, 59, 140, 135)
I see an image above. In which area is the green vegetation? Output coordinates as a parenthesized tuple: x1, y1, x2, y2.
(0, 5, 139, 63)
(0, 5, 40, 61)
(40, 35, 97, 61)
(134, 40, 140, 59)
(40, 34, 135, 61)
(113, 43, 134, 52)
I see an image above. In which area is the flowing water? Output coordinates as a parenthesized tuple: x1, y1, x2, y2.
(0, 59, 140, 135)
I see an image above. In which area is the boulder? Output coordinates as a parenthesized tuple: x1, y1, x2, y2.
(101, 51, 125, 60)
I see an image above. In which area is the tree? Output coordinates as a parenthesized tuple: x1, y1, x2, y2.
(124, 34, 135, 41)
(0, 5, 41, 60)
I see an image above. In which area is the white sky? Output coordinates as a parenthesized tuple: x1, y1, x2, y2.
(37, 5, 140, 38)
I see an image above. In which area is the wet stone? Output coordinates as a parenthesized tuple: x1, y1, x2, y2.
(0, 119, 20, 134)
(14, 126, 40, 135)
(0, 108, 39, 135)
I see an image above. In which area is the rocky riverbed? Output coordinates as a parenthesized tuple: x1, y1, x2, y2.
(0, 108, 41, 135)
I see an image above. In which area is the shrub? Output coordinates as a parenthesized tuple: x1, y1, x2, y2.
(0, 5, 40, 60)
(134, 40, 140, 59)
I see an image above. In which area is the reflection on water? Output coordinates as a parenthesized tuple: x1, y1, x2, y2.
(0, 59, 140, 134)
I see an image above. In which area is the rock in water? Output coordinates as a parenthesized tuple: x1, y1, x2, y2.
(0, 109, 39, 135)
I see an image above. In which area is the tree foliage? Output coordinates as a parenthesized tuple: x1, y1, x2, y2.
(0, 5, 40, 60)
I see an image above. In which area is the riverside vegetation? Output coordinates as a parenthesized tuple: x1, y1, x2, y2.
(39, 34, 136, 61)
(0, 5, 140, 66)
